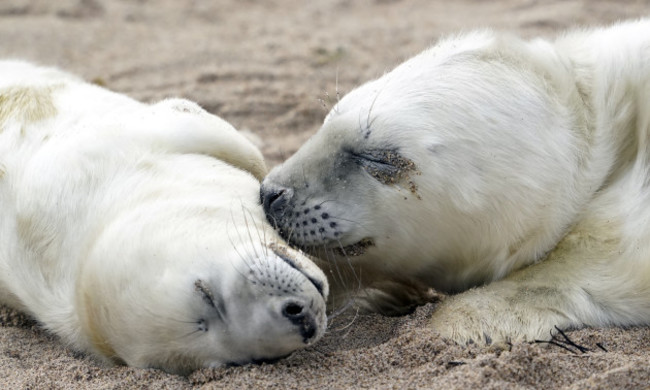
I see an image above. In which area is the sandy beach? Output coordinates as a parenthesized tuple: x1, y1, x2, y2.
(1, 1, 649, 388)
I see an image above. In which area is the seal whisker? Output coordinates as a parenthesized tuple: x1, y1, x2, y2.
(240, 203, 261, 261)
(327, 305, 359, 333)
(226, 218, 267, 287)
(360, 76, 390, 139)
(327, 215, 364, 226)
(241, 202, 265, 253)
(241, 201, 272, 262)
(179, 329, 203, 339)
(319, 67, 342, 116)
(333, 241, 367, 319)
(357, 110, 365, 139)
(321, 244, 350, 291)
(334, 239, 364, 291)
(326, 288, 358, 323)
(364, 88, 380, 132)
(313, 242, 362, 321)
(228, 254, 265, 286)
(314, 199, 339, 207)
(261, 214, 270, 258)
(222, 216, 266, 289)
(286, 225, 299, 248)
(229, 201, 259, 264)
(227, 204, 269, 282)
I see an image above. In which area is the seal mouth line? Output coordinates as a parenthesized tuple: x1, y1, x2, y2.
(270, 244, 325, 298)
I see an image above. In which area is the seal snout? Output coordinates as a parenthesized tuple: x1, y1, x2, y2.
(281, 300, 318, 342)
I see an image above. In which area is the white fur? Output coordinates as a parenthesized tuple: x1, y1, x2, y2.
(262, 19, 650, 344)
(0, 60, 328, 374)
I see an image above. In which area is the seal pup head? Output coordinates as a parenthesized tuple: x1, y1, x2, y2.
(261, 31, 589, 296)
(77, 191, 328, 375)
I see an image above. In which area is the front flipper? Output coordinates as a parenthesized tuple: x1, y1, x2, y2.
(431, 216, 650, 346)
(429, 278, 584, 346)
(137, 99, 267, 180)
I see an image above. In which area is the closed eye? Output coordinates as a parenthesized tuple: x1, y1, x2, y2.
(195, 279, 216, 308)
(350, 149, 415, 185)
(354, 151, 392, 165)
(194, 279, 227, 322)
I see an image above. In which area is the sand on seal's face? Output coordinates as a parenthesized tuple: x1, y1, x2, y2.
(0, 60, 328, 375)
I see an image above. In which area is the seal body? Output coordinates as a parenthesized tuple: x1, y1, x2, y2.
(261, 19, 650, 344)
(0, 60, 328, 374)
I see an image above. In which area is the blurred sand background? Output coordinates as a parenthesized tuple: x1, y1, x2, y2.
(1, 0, 649, 388)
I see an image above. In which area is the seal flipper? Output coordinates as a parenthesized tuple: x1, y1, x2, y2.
(138, 98, 268, 181)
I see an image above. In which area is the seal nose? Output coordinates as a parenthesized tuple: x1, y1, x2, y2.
(260, 182, 293, 225)
(281, 300, 317, 342)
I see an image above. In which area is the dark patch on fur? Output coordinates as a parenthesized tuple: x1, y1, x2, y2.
(351, 149, 417, 186)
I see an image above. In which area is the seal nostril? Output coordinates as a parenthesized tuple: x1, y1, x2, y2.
(260, 184, 293, 215)
(282, 302, 305, 319)
(281, 300, 317, 342)
(272, 189, 286, 206)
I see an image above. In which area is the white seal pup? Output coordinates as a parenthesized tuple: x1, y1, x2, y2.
(0, 60, 328, 374)
(261, 19, 650, 345)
